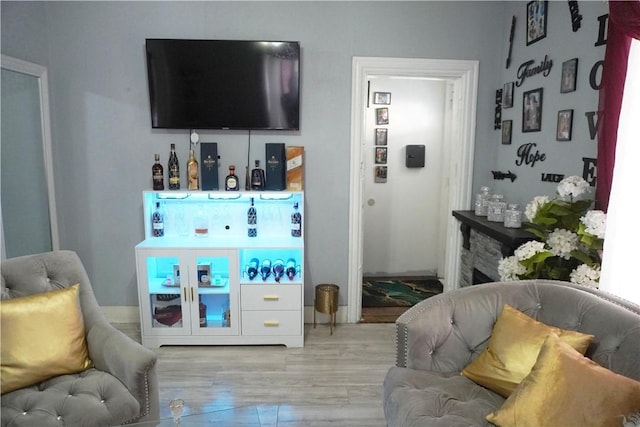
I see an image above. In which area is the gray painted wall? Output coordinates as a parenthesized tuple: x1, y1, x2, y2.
(1, 1, 604, 309)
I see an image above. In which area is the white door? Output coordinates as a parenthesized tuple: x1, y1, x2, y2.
(363, 77, 447, 278)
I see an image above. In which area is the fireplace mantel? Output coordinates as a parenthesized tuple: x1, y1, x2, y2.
(452, 210, 537, 286)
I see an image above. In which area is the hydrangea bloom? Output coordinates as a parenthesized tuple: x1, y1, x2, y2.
(524, 196, 550, 221)
(556, 175, 590, 199)
(498, 256, 526, 281)
(514, 240, 547, 261)
(570, 264, 601, 288)
(547, 228, 579, 260)
(581, 210, 606, 239)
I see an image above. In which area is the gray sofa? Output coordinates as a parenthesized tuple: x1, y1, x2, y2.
(383, 279, 640, 427)
(1, 250, 160, 426)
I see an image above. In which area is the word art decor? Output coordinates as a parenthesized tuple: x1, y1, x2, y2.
(516, 55, 553, 87)
(541, 173, 565, 183)
(492, 170, 517, 182)
(515, 142, 547, 167)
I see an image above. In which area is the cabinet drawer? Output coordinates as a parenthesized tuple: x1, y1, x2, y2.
(241, 311, 301, 336)
(241, 285, 301, 310)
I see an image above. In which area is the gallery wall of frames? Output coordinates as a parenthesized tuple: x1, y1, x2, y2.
(489, 0, 608, 207)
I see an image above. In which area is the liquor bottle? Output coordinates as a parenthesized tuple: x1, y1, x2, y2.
(152, 154, 164, 190)
(260, 259, 272, 281)
(187, 148, 199, 190)
(151, 202, 164, 237)
(247, 197, 257, 237)
(291, 202, 302, 237)
(225, 165, 239, 191)
(199, 296, 207, 327)
(246, 258, 259, 280)
(168, 143, 180, 190)
(251, 160, 266, 191)
(285, 258, 297, 281)
(272, 259, 285, 282)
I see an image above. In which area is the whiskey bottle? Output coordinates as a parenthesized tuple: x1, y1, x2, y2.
(251, 160, 266, 191)
(247, 197, 257, 237)
(225, 165, 239, 191)
(168, 144, 180, 190)
(151, 202, 164, 237)
(187, 148, 199, 190)
(291, 202, 302, 237)
(152, 154, 164, 190)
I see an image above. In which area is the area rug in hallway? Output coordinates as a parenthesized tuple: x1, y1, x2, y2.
(362, 277, 443, 307)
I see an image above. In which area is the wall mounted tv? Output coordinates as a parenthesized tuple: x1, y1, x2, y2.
(145, 39, 300, 130)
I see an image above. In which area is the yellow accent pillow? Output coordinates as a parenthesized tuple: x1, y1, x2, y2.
(487, 334, 640, 427)
(1, 284, 93, 394)
(461, 304, 593, 397)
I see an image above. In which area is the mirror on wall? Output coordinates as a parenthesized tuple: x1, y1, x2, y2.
(1, 55, 59, 259)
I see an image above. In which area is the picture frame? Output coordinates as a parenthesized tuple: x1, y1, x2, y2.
(375, 147, 388, 164)
(376, 108, 389, 125)
(522, 88, 543, 132)
(503, 82, 514, 109)
(526, 0, 547, 46)
(556, 109, 573, 141)
(560, 58, 578, 93)
(373, 92, 391, 105)
(374, 166, 387, 183)
(375, 128, 388, 145)
(502, 120, 513, 144)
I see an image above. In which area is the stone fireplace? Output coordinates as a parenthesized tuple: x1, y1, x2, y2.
(452, 211, 536, 287)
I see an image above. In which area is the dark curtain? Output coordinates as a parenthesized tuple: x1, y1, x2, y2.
(596, 0, 640, 211)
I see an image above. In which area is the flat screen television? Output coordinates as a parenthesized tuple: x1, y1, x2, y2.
(145, 39, 300, 130)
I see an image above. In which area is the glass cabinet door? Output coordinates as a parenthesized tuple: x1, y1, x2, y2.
(142, 255, 188, 335)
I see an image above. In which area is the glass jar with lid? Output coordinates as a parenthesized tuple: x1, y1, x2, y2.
(504, 203, 522, 228)
(474, 186, 492, 216)
(487, 194, 507, 222)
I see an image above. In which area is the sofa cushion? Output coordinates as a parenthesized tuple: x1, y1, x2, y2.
(1, 284, 93, 394)
(487, 334, 640, 427)
(461, 304, 593, 397)
(0, 368, 140, 427)
(384, 366, 505, 427)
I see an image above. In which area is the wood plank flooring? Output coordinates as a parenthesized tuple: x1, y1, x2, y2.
(114, 322, 395, 426)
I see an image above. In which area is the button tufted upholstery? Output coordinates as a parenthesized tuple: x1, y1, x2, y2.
(1, 251, 160, 426)
(383, 279, 640, 427)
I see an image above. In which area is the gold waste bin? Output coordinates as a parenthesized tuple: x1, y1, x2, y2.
(314, 284, 339, 334)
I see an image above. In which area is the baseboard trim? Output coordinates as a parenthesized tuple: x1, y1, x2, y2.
(103, 306, 350, 325)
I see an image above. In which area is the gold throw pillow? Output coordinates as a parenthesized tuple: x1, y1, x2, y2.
(487, 334, 640, 427)
(461, 304, 593, 397)
(1, 284, 93, 394)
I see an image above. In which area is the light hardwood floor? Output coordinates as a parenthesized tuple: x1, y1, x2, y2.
(114, 322, 395, 426)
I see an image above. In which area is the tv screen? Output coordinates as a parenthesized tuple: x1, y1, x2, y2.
(145, 39, 300, 130)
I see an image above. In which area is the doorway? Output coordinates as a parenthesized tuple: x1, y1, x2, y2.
(347, 57, 479, 323)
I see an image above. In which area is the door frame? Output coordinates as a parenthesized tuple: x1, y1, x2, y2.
(347, 57, 479, 323)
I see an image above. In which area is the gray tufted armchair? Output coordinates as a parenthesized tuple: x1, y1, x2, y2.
(383, 279, 640, 427)
(1, 250, 160, 426)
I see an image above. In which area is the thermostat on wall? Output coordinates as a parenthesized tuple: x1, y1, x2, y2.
(406, 145, 425, 168)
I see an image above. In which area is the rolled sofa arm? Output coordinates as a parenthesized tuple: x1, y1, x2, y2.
(87, 321, 159, 422)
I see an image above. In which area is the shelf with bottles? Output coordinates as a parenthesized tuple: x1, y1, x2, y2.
(143, 191, 304, 245)
(144, 255, 231, 294)
(239, 248, 303, 285)
(150, 292, 231, 330)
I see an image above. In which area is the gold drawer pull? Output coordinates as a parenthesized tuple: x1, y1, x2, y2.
(263, 320, 280, 327)
(263, 295, 280, 301)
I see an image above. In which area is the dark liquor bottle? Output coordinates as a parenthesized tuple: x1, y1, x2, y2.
(291, 202, 302, 237)
(168, 143, 180, 190)
(152, 154, 164, 190)
(272, 259, 285, 282)
(251, 160, 266, 191)
(247, 197, 257, 237)
(247, 258, 259, 280)
(225, 165, 239, 191)
(199, 296, 207, 327)
(260, 259, 272, 281)
(187, 148, 199, 190)
(151, 202, 164, 237)
(286, 258, 297, 281)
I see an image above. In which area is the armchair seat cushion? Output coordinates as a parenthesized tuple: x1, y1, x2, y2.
(384, 367, 504, 427)
(0, 368, 140, 427)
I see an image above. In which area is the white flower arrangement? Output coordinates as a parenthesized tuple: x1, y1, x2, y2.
(498, 176, 606, 287)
